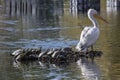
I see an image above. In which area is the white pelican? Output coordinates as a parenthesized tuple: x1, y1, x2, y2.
(76, 9, 108, 53)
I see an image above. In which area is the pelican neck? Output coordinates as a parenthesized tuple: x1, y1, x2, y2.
(88, 14, 99, 28)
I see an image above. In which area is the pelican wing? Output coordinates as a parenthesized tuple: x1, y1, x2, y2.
(80, 27, 91, 40)
(76, 27, 90, 51)
(76, 27, 100, 51)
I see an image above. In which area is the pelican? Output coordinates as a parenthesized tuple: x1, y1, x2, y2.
(76, 9, 108, 53)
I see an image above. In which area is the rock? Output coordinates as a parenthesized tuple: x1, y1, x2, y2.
(61, 47, 73, 52)
(51, 51, 61, 58)
(12, 48, 42, 61)
(11, 47, 103, 64)
(11, 49, 23, 56)
(38, 49, 50, 59)
(46, 48, 56, 55)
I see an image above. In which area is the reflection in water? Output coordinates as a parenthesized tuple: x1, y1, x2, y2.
(106, 6, 120, 80)
(2, 0, 66, 49)
(0, 0, 120, 80)
(106, 0, 120, 7)
(4, 0, 64, 40)
(13, 56, 102, 80)
(106, 7, 120, 16)
(77, 58, 101, 80)
(4, 0, 63, 26)
(4, 0, 64, 31)
(13, 61, 44, 80)
(13, 61, 74, 80)
(70, 0, 100, 15)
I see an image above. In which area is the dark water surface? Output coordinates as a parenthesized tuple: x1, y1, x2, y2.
(0, 0, 120, 80)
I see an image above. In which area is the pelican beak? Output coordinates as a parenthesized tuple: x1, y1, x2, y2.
(94, 14, 109, 23)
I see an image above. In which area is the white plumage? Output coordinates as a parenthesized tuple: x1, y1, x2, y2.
(76, 9, 108, 53)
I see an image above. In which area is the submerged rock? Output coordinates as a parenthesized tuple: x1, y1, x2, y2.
(11, 47, 103, 64)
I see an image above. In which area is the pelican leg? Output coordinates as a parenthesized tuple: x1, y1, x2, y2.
(86, 48, 89, 53)
(86, 48, 89, 58)
(91, 45, 94, 51)
(90, 45, 95, 62)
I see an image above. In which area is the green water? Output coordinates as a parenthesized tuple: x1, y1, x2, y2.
(0, 0, 119, 80)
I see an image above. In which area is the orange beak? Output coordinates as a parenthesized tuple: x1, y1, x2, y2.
(94, 14, 109, 24)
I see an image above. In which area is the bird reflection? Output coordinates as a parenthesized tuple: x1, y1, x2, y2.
(77, 57, 101, 80)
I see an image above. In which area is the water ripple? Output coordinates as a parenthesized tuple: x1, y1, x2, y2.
(27, 26, 80, 32)
(16, 39, 78, 49)
(0, 20, 18, 25)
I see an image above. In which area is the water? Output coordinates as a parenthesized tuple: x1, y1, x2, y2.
(0, 0, 120, 80)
